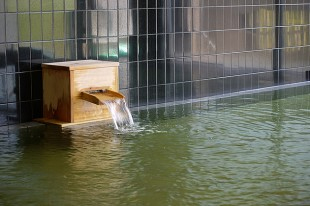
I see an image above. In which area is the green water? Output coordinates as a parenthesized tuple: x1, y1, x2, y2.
(1, 89, 310, 205)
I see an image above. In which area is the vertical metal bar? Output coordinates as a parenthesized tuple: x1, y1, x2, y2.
(273, 0, 284, 84)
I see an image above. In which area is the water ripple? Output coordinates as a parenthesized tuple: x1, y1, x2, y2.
(0, 93, 310, 205)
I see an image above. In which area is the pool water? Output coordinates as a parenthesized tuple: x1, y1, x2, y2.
(1, 86, 310, 205)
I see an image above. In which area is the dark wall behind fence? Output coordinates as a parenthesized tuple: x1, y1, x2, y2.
(0, 0, 310, 125)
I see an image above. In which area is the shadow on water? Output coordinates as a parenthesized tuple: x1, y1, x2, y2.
(0, 126, 74, 205)
(0, 124, 130, 205)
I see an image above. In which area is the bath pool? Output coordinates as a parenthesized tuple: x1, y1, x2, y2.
(1, 85, 310, 205)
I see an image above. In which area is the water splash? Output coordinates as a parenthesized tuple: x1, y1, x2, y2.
(103, 98, 134, 130)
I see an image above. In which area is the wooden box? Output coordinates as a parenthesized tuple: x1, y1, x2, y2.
(39, 60, 119, 126)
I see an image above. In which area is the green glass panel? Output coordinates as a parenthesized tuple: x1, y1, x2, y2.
(54, 0, 64, 11)
(87, 11, 97, 38)
(43, 41, 53, 62)
(53, 12, 64, 40)
(42, 0, 52, 11)
(65, 0, 75, 11)
(18, 0, 29, 12)
(42, 13, 52, 41)
(30, 0, 41, 12)
(30, 13, 42, 41)
(87, 39, 97, 59)
(5, 0, 17, 12)
(0, 14, 4, 43)
(65, 40, 76, 60)
(54, 40, 64, 60)
(18, 13, 30, 42)
(0, 0, 4, 12)
(65, 12, 75, 39)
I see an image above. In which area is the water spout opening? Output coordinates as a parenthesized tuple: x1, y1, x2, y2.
(80, 88, 134, 130)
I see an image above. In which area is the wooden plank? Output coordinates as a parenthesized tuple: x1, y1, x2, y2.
(43, 68, 71, 122)
(42, 60, 119, 71)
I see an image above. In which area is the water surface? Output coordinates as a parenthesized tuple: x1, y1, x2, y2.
(0, 88, 310, 205)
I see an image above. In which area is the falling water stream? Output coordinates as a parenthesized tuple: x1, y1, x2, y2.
(103, 98, 134, 130)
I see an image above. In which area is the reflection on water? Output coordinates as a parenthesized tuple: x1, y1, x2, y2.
(1, 87, 310, 205)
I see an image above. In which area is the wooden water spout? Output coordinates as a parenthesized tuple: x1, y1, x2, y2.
(36, 60, 124, 127)
(80, 88, 125, 105)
